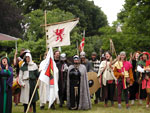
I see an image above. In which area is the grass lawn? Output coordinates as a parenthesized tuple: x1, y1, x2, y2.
(12, 100, 149, 113)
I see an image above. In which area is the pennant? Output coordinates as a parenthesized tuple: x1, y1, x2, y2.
(45, 58, 54, 85)
(110, 39, 115, 55)
(39, 47, 59, 108)
(46, 19, 79, 48)
(79, 37, 85, 52)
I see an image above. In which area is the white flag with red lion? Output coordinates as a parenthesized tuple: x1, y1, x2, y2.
(46, 19, 79, 48)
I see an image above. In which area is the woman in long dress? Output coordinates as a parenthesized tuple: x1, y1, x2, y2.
(0, 56, 13, 113)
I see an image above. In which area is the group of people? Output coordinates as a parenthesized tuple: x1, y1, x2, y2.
(0, 49, 150, 113)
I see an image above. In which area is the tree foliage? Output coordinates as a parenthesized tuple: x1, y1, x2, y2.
(14, 0, 108, 36)
(0, 0, 23, 38)
(117, 0, 150, 52)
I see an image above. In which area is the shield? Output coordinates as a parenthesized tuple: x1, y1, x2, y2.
(88, 72, 100, 95)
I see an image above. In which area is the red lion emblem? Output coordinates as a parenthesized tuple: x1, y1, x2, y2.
(54, 28, 65, 42)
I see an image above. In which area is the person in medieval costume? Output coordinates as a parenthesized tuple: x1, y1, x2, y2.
(57, 53, 69, 107)
(67, 55, 91, 110)
(0, 56, 13, 113)
(19, 52, 39, 113)
(90, 52, 101, 104)
(98, 51, 117, 107)
(39, 52, 48, 110)
(137, 52, 150, 107)
(129, 51, 141, 105)
(114, 51, 134, 109)
(80, 52, 93, 72)
(13, 48, 27, 106)
(54, 50, 60, 67)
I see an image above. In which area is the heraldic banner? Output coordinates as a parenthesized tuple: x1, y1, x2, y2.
(46, 19, 79, 48)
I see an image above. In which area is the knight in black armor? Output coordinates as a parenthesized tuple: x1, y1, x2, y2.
(67, 55, 91, 110)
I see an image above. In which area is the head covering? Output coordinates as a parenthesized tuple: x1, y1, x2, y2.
(20, 49, 30, 59)
(80, 51, 86, 58)
(60, 53, 66, 61)
(120, 51, 126, 56)
(73, 55, 79, 60)
(24, 53, 34, 65)
(0, 56, 11, 69)
(92, 52, 97, 56)
(138, 52, 150, 60)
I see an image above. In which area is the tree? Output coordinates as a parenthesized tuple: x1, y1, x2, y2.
(117, 0, 150, 52)
(23, 9, 76, 41)
(14, 0, 108, 36)
(0, 0, 23, 38)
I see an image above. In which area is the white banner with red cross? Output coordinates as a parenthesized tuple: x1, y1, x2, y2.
(46, 19, 79, 48)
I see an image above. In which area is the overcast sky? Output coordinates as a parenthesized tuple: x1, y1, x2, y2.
(93, 0, 125, 26)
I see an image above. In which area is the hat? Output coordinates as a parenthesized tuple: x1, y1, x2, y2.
(80, 51, 85, 58)
(88, 72, 100, 95)
(73, 55, 79, 60)
(92, 52, 97, 56)
(60, 53, 66, 61)
(120, 51, 126, 56)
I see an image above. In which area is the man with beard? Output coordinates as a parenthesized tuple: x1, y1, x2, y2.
(67, 55, 91, 110)
(80, 52, 93, 72)
(54, 50, 60, 67)
(57, 53, 69, 107)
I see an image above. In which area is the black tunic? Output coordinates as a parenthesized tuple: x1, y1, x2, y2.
(69, 68, 81, 109)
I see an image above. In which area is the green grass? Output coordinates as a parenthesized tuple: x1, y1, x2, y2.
(12, 100, 150, 113)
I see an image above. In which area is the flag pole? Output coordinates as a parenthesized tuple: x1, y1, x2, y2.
(45, 10, 48, 51)
(83, 30, 85, 52)
(41, 18, 79, 27)
(26, 10, 47, 113)
(25, 79, 40, 113)
(76, 40, 79, 56)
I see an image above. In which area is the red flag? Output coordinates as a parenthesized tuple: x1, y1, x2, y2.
(79, 37, 85, 52)
(45, 58, 54, 85)
(39, 47, 59, 108)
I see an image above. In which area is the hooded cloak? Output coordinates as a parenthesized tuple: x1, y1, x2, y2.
(67, 64, 91, 110)
(0, 56, 13, 113)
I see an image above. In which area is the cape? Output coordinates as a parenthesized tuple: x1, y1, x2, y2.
(67, 64, 92, 110)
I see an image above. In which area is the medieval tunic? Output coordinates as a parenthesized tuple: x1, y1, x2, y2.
(67, 64, 91, 110)
(57, 61, 69, 105)
(114, 61, 134, 104)
(39, 59, 47, 107)
(19, 56, 39, 104)
(98, 60, 117, 104)
(129, 59, 139, 100)
(90, 59, 101, 103)
(137, 59, 150, 103)
(137, 60, 148, 99)
(0, 57, 13, 113)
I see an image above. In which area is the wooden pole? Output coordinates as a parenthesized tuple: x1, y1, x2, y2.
(40, 18, 79, 27)
(83, 30, 85, 52)
(25, 79, 40, 113)
(26, 10, 47, 113)
(45, 10, 48, 51)
(76, 40, 79, 56)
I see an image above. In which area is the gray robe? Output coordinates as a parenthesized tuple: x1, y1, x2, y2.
(67, 64, 92, 110)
